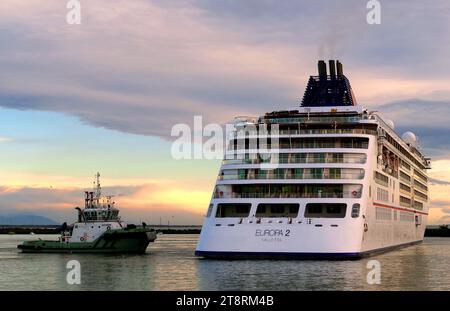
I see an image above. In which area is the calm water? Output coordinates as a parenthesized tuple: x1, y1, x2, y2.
(0, 234, 449, 290)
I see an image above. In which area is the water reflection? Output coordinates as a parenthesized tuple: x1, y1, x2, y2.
(1, 235, 450, 290)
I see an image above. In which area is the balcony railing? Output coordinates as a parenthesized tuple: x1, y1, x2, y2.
(218, 172, 365, 181)
(263, 116, 363, 124)
(213, 191, 361, 199)
(230, 142, 369, 150)
(400, 175, 411, 184)
(222, 154, 367, 165)
(231, 128, 377, 138)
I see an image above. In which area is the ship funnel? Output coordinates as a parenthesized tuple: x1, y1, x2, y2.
(329, 60, 336, 78)
(336, 60, 343, 76)
(302, 59, 356, 107)
(318, 60, 327, 80)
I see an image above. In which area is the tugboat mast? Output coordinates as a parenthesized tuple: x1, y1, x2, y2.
(95, 172, 101, 200)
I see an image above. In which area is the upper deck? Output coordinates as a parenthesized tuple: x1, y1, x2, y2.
(227, 105, 429, 171)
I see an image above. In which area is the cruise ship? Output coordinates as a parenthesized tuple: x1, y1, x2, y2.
(195, 60, 431, 259)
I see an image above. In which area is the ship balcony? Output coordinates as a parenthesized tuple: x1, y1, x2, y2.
(217, 172, 365, 181)
(400, 175, 411, 184)
(227, 137, 370, 151)
(230, 128, 377, 138)
(213, 191, 361, 199)
(222, 153, 367, 166)
(262, 115, 364, 124)
(213, 184, 363, 199)
(399, 187, 411, 196)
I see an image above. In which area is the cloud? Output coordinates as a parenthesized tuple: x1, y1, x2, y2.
(0, 186, 81, 212)
(430, 200, 450, 207)
(0, 0, 312, 138)
(0, 181, 209, 224)
(429, 178, 450, 186)
(373, 100, 450, 158)
(1, 0, 450, 141)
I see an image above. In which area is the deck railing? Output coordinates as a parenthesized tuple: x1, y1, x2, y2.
(231, 128, 377, 138)
(229, 141, 369, 150)
(218, 172, 365, 181)
(213, 191, 361, 199)
(263, 116, 363, 124)
(222, 154, 367, 165)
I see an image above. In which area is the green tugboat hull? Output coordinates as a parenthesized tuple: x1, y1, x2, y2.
(18, 228, 157, 254)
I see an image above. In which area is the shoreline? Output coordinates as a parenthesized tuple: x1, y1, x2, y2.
(0, 226, 202, 235)
(2, 226, 450, 236)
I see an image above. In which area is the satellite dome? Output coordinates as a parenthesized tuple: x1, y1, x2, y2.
(385, 119, 395, 129)
(402, 131, 417, 146)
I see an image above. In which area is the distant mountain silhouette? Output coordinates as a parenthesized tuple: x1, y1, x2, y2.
(0, 214, 58, 226)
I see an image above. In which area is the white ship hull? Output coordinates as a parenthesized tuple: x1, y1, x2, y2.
(196, 201, 427, 259)
(196, 61, 430, 259)
(195, 119, 429, 259)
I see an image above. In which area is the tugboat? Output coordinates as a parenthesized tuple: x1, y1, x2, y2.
(18, 173, 156, 253)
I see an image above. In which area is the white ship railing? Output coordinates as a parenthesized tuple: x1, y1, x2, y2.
(217, 172, 365, 181)
(222, 154, 367, 165)
(263, 116, 363, 124)
(213, 191, 361, 199)
(228, 141, 369, 150)
(231, 128, 377, 137)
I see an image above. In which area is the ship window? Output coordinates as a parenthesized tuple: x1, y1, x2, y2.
(400, 211, 414, 222)
(376, 188, 389, 202)
(256, 203, 299, 218)
(304, 203, 347, 218)
(400, 196, 412, 207)
(413, 200, 424, 210)
(375, 171, 389, 186)
(351, 203, 360, 218)
(400, 171, 411, 183)
(271, 205, 284, 214)
(206, 204, 213, 217)
(216, 203, 251, 218)
(376, 207, 392, 221)
(400, 183, 411, 193)
(332, 153, 344, 163)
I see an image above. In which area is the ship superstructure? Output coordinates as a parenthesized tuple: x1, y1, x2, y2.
(195, 60, 431, 259)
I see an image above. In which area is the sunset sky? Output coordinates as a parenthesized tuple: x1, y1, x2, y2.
(1, 0, 450, 225)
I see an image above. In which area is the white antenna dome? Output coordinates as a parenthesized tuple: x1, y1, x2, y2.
(234, 116, 256, 126)
(385, 119, 395, 130)
(402, 131, 417, 146)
